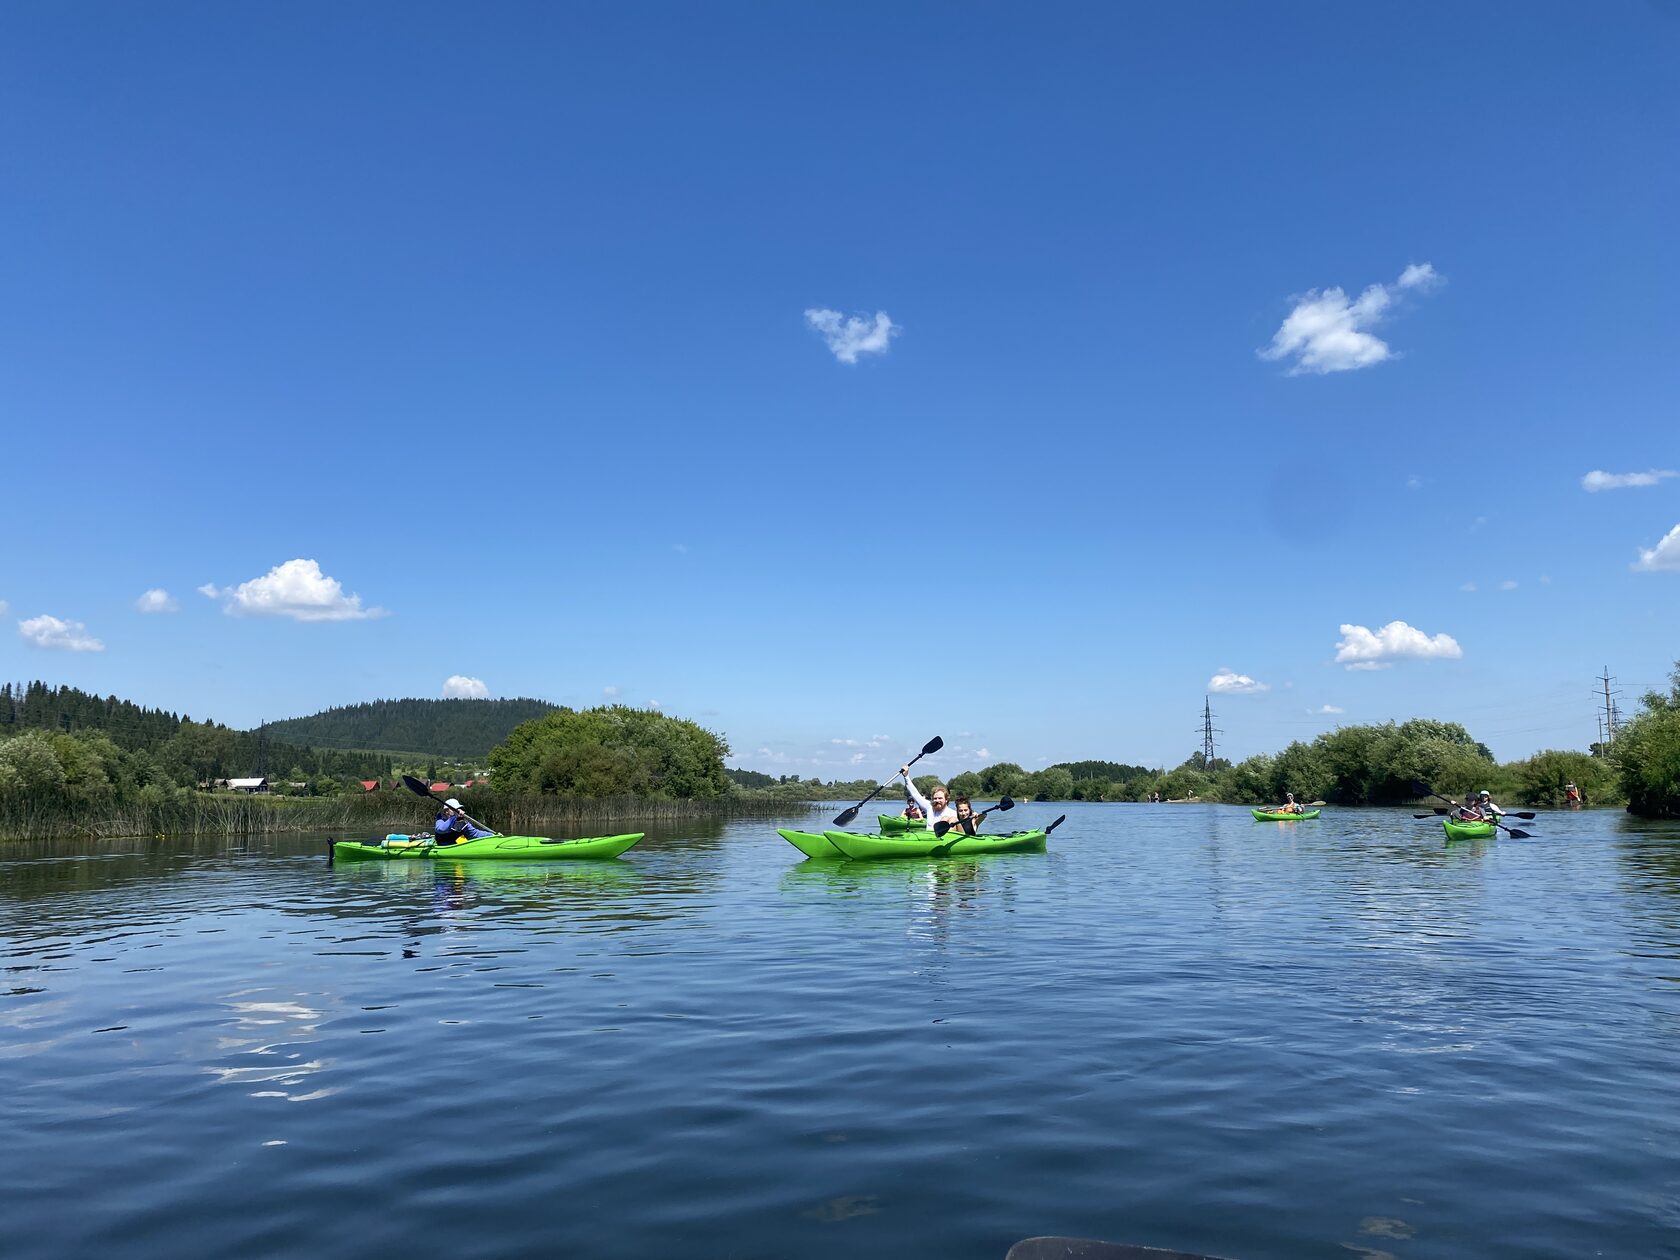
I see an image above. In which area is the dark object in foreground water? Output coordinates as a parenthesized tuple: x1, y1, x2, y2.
(1007, 1238, 1235, 1260)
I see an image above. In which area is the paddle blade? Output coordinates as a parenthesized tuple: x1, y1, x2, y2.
(401, 774, 431, 798)
(1506, 827, 1533, 839)
(1045, 814, 1067, 834)
(997, 796, 1015, 811)
(832, 805, 861, 828)
(932, 820, 953, 838)
(1410, 780, 1435, 798)
(1413, 813, 1438, 819)
(1513, 811, 1538, 820)
(921, 735, 944, 756)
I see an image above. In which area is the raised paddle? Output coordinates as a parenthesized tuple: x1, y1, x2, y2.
(932, 795, 1015, 838)
(1411, 780, 1534, 839)
(832, 736, 943, 826)
(401, 774, 499, 836)
(1045, 814, 1067, 834)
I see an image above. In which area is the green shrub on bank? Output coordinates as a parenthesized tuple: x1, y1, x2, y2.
(1616, 664, 1680, 818)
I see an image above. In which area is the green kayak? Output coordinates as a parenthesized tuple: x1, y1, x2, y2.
(776, 828, 848, 860)
(331, 832, 644, 861)
(1252, 808, 1321, 821)
(877, 814, 930, 832)
(1441, 818, 1497, 841)
(822, 828, 1047, 860)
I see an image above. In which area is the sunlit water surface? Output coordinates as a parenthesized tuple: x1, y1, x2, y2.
(3, 804, 1678, 1259)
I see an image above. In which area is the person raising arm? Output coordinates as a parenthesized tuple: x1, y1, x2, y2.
(903, 769, 958, 830)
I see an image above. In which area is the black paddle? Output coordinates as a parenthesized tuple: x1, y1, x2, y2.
(832, 736, 942, 827)
(1411, 780, 1533, 839)
(932, 796, 1015, 838)
(1045, 814, 1067, 834)
(401, 774, 499, 837)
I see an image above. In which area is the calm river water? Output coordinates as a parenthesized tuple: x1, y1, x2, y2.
(3, 803, 1678, 1259)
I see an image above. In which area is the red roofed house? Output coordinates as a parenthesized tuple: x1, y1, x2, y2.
(430, 782, 450, 794)
(359, 780, 380, 793)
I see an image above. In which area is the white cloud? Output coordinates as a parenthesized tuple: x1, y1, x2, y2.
(0, 600, 8, 617)
(443, 675, 489, 699)
(602, 685, 621, 699)
(1583, 469, 1677, 492)
(1405, 476, 1422, 490)
(19, 614, 104, 652)
(1208, 669, 1269, 694)
(1458, 582, 1477, 592)
(1633, 523, 1680, 572)
(973, 747, 991, 760)
(648, 699, 661, 710)
(1540, 575, 1552, 585)
(1314, 704, 1345, 715)
(1259, 263, 1443, 375)
(849, 752, 865, 765)
(202, 559, 385, 622)
(805, 308, 899, 364)
(1335, 620, 1463, 670)
(135, 588, 178, 614)
(1397, 262, 1442, 290)
(1500, 580, 1519, 591)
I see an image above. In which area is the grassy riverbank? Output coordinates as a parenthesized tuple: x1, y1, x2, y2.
(0, 792, 812, 843)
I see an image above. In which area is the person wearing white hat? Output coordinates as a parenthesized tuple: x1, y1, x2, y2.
(434, 798, 492, 844)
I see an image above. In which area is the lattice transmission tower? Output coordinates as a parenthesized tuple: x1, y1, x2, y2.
(1198, 696, 1222, 767)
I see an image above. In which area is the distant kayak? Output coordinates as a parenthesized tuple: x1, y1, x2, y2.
(823, 829, 1047, 860)
(331, 833, 644, 861)
(877, 814, 930, 832)
(1252, 808, 1320, 821)
(1442, 818, 1497, 841)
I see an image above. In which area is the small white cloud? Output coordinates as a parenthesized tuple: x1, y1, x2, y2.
(204, 559, 385, 622)
(442, 675, 489, 699)
(1633, 523, 1680, 572)
(1500, 579, 1519, 591)
(1405, 476, 1422, 490)
(1334, 620, 1463, 670)
(1208, 669, 1270, 694)
(1583, 469, 1677, 492)
(849, 752, 865, 765)
(973, 747, 991, 760)
(19, 614, 104, 652)
(1540, 575, 1552, 585)
(1259, 263, 1443, 375)
(1458, 582, 1477, 592)
(648, 699, 661, 710)
(805, 308, 899, 364)
(602, 685, 621, 699)
(1314, 704, 1345, 715)
(1397, 262, 1443, 290)
(135, 588, 178, 614)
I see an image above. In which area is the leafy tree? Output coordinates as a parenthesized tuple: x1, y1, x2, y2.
(0, 732, 67, 796)
(1272, 741, 1332, 804)
(1030, 767, 1074, 801)
(1616, 662, 1680, 818)
(489, 705, 730, 799)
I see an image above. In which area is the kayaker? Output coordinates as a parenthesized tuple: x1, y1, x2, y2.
(902, 800, 925, 821)
(949, 796, 994, 836)
(434, 798, 492, 845)
(1278, 792, 1305, 814)
(1565, 782, 1582, 806)
(1477, 790, 1506, 821)
(1451, 798, 1484, 822)
(902, 768, 958, 829)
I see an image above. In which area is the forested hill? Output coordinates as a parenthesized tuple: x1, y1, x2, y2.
(258, 698, 561, 758)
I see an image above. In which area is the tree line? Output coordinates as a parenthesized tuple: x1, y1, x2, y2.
(258, 697, 561, 759)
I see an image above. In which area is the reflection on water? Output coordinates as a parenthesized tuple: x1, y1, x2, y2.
(2, 806, 1679, 1260)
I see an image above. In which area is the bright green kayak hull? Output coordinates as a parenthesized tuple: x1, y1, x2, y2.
(823, 829, 1047, 860)
(332, 833, 644, 861)
(877, 814, 929, 832)
(1252, 808, 1320, 821)
(776, 828, 847, 860)
(1441, 818, 1497, 841)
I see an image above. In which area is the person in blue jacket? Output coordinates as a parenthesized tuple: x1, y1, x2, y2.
(434, 798, 493, 844)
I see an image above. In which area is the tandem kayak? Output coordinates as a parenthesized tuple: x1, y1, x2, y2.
(823, 829, 1047, 860)
(330, 833, 644, 861)
(1252, 808, 1320, 821)
(1441, 818, 1497, 841)
(877, 814, 930, 832)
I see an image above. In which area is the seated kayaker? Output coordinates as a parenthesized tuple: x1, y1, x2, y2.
(950, 796, 984, 835)
(902, 768, 958, 830)
(1276, 793, 1305, 814)
(434, 798, 492, 845)
(1452, 799, 1484, 821)
(1477, 790, 1505, 820)
(1565, 783, 1581, 805)
(902, 800, 925, 820)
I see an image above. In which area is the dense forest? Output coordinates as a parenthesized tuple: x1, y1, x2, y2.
(0, 682, 387, 781)
(256, 697, 561, 758)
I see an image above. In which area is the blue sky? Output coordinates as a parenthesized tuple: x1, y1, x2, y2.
(3, 3, 1676, 775)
